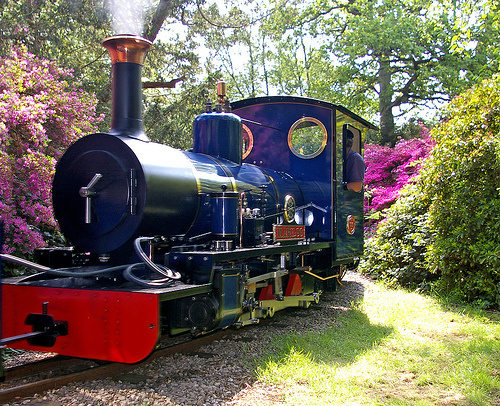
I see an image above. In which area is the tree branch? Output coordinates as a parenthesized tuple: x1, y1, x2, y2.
(142, 77, 185, 88)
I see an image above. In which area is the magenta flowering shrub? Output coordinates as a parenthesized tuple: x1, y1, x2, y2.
(364, 124, 435, 221)
(0, 47, 102, 256)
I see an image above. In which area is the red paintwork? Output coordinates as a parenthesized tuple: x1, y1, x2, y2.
(1, 284, 159, 364)
(258, 284, 276, 301)
(285, 274, 302, 296)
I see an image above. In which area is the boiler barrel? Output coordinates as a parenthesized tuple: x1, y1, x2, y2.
(52, 133, 199, 254)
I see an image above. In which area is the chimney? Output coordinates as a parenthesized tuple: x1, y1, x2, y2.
(102, 35, 152, 141)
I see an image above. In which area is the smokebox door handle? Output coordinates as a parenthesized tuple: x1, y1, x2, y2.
(79, 173, 103, 224)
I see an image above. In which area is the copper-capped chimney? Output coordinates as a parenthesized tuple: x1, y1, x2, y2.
(102, 35, 152, 141)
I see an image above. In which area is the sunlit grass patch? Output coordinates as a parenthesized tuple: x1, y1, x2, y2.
(256, 282, 500, 405)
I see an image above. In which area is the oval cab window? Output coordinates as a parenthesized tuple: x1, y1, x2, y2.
(242, 124, 253, 159)
(288, 117, 327, 159)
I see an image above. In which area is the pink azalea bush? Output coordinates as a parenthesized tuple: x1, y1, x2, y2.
(0, 47, 102, 256)
(364, 123, 435, 228)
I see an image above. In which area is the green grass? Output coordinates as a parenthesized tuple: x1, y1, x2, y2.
(256, 283, 500, 405)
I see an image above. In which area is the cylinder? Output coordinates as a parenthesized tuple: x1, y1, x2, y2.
(109, 63, 144, 137)
(52, 133, 199, 256)
(210, 191, 239, 238)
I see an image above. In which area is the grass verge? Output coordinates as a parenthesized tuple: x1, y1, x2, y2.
(256, 282, 500, 405)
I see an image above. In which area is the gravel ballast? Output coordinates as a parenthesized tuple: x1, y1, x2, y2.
(4, 271, 372, 406)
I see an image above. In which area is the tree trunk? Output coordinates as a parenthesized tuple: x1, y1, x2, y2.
(378, 58, 396, 146)
(261, 36, 269, 95)
(145, 0, 172, 42)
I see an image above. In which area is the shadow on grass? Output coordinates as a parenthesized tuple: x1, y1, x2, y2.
(260, 278, 394, 368)
(263, 308, 394, 368)
(252, 278, 500, 405)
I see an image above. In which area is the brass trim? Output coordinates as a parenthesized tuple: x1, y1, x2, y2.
(205, 155, 238, 192)
(304, 270, 340, 281)
(283, 194, 296, 223)
(242, 124, 254, 159)
(102, 35, 152, 65)
(288, 117, 327, 159)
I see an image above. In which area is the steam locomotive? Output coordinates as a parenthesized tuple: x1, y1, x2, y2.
(1, 35, 375, 363)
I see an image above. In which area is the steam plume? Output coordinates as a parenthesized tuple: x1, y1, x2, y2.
(106, 0, 155, 36)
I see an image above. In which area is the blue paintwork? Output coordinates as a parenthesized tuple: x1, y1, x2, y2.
(193, 112, 242, 164)
(231, 96, 376, 258)
(211, 191, 239, 237)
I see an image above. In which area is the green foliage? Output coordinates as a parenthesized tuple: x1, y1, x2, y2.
(451, 0, 500, 79)
(143, 72, 222, 149)
(0, 0, 112, 129)
(141, 37, 203, 148)
(0, 0, 202, 135)
(360, 184, 437, 290)
(0, 0, 109, 58)
(422, 75, 500, 307)
(257, 284, 500, 405)
(363, 74, 500, 307)
(321, 0, 480, 145)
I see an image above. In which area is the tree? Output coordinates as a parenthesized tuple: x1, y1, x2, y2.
(254, 0, 500, 145)
(185, 2, 350, 103)
(0, 0, 109, 58)
(144, 72, 222, 149)
(0, 47, 102, 259)
(322, 0, 483, 144)
(451, 0, 500, 79)
(0, 0, 201, 133)
(0, 0, 110, 110)
(174, 0, 267, 99)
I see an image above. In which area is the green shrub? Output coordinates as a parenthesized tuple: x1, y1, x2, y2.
(362, 75, 500, 307)
(422, 76, 500, 307)
(360, 183, 437, 290)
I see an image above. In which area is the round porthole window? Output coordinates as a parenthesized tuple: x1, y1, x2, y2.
(242, 124, 253, 159)
(288, 117, 327, 159)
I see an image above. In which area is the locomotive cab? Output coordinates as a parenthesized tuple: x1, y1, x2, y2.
(231, 96, 373, 260)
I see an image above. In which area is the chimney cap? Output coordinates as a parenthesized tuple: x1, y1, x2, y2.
(102, 35, 152, 65)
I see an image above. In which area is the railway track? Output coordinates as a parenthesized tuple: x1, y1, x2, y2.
(0, 327, 238, 404)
